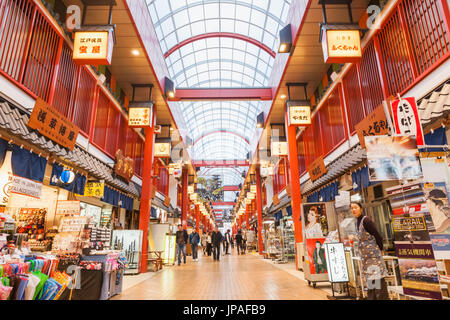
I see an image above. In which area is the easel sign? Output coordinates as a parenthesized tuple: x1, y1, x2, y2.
(324, 242, 350, 299)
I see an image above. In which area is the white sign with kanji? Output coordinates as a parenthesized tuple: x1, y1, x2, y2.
(324, 243, 349, 283)
(391, 97, 424, 146)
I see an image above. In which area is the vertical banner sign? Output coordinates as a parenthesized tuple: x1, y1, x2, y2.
(391, 97, 425, 146)
(324, 243, 349, 283)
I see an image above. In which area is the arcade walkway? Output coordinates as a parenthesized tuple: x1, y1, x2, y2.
(113, 251, 329, 300)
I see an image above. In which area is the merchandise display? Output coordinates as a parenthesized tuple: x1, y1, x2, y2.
(280, 217, 295, 262)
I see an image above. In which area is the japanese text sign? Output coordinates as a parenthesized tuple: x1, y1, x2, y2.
(288, 106, 311, 126)
(129, 106, 153, 128)
(307, 156, 327, 182)
(56, 200, 81, 216)
(154, 143, 171, 158)
(391, 97, 424, 146)
(28, 98, 80, 151)
(324, 243, 349, 283)
(322, 28, 362, 64)
(355, 104, 390, 149)
(73, 30, 113, 65)
(84, 181, 105, 198)
(271, 141, 288, 156)
(115, 149, 134, 182)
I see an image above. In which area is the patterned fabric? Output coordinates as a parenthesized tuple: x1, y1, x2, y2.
(356, 216, 388, 281)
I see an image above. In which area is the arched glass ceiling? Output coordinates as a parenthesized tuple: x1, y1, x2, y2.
(147, 0, 291, 55)
(166, 38, 272, 87)
(181, 100, 269, 142)
(146, 0, 292, 188)
(199, 167, 244, 186)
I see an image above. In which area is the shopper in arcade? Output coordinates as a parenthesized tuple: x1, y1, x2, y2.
(206, 231, 213, 256)
(201, 231, 209, 255)
(211, 227, 223, 261)
(189, 229, 200, 262)
(175, 224, 188, 266)
(224, 229, 232, 255)
(235, 230, 243, 255)
(350, 202, 389, 300)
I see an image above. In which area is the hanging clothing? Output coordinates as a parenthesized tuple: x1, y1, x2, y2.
(356, 215, 388, 282)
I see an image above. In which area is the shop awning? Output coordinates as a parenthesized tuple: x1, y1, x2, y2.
(0, 101, 139, 197)
(301, 145, 366, 195)
(418, 79, 450, 126)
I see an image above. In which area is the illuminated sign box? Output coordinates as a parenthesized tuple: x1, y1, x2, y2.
(154, 143, 171, 158)
(73, 27, 115, 65)
(320, 25, 362, 64)
(128, 103, 153, 128)
(271, 141, 288, 156)
(287, 101, 311, 126)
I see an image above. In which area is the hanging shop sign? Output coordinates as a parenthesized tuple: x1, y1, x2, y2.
(365, 135, 423, 182)
(115, 150, 134, 182)
(73, 30, 114, 65)
(307, 156, 327, 182)
(271, 141, 288, 156)
(250, 185, 257, 193)
(154, 143, 171, 158)
(55, 200, 81, 216)
(324, 243, 349, 283)
(187, 185, 194, 194)
(163, 197, 171, 208)
(28, 99, 80, 151)
(128, 105, 153, 128)
(391, 97, 425, 146)
(84, 181, 105, 198)
(10, 175, 42, 199)
(355, 103, 390, 149)
(320, 26, 362, 64)
(288, 105, 311, 126)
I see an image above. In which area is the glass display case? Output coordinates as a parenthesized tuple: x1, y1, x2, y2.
(280, 217, 295, 262)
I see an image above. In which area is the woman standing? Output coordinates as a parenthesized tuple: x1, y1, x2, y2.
(350, 202, 389, 300)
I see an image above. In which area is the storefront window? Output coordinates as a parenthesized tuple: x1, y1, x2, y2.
(80, 202, 102, 226)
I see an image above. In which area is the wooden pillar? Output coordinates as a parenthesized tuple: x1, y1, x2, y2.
(139, 107, 157, 273)
(285, 111, 303, 269)
(256, 168, 264, 255)
(181, 168, 188, 229)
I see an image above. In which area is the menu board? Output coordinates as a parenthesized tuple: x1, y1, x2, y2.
(324, 243, 349, 283)
(55, 200, 80, 216)
(59, 216, 88, 233)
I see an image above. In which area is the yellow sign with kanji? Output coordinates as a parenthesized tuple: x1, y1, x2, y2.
(84, 181, 105, 198)
(73, 31, 114, 65)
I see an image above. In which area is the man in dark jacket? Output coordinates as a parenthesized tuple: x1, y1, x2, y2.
(224, 229, 232, 255)
(189, 230, 200, 261)
(312, 241, 327, 273)
(235, 230, 243, 255)
(175, 224, 188, 266)
(211, 227, 223, 261)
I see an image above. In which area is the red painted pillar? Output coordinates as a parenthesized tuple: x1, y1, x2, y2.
(195, 205, 200, 233)
(181, 168, 188, 229)
(256, 168, 264, 255)
(285, 111, 303, 269)
(139, 107, 157, 273)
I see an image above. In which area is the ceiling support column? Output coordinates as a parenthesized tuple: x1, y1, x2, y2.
(285, 109, 303, 270)
(256, 167, 264, 255)
(139, 106, 157, 274)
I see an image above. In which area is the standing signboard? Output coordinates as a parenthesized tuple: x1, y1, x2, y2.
(324, 243, 350, 283)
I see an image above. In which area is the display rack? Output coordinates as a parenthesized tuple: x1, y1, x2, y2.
(280, 217, 295, 262)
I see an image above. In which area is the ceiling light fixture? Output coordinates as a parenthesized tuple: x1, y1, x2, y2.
(131, 49, 140, 56)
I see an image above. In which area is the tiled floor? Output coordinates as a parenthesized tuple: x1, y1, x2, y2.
(114, 249, 330, 300)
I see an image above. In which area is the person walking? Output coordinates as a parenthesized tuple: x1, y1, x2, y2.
(201, 231, 208, 255)
(211, 227, 223, 261)
(189, 230, 200, 262)
(224, 229, 231, 255)
(235, 230, 243, 255)
(242, 229, 247, 254)
(350, 202, 389, 300)
(175, 224, 188, 266)
(206, 231, 212, 256)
